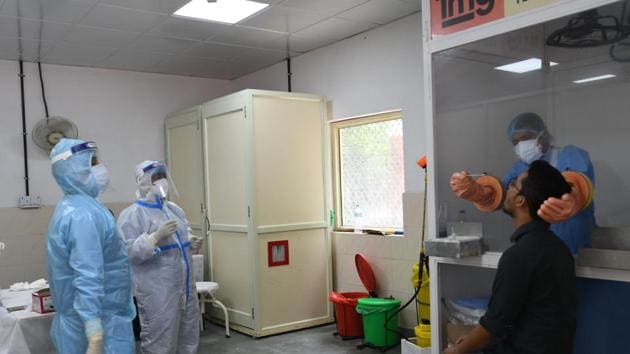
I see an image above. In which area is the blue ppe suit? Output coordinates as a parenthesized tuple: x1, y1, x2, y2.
(503, 145, 595, 254)
(504, 144, 630, 354)
(46, 138, 135, 354)
(117, 162, 199, 354)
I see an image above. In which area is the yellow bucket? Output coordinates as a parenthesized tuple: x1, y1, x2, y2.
(415, 323, 431, 348)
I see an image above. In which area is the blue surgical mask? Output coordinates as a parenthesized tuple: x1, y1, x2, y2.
(91, 164, 110, 193)
(514, 138, 543, 164)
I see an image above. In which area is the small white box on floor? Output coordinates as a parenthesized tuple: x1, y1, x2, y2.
(401, 338, 431, 354)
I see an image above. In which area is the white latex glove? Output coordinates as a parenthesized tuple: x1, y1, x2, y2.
(190, 235, 203, 253)
(86, 334, 103, 354)
(147, 220, 178, 247)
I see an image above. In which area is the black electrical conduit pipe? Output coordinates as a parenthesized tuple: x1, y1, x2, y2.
(19, 60, 30, 196)
(38, 62, 49, 118)
(286, 57, 292, 92)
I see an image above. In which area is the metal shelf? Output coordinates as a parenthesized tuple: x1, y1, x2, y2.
(433, 252, 630, 283)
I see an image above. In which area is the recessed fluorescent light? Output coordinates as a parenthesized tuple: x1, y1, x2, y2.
(573, 74, 616, 84)
(174, 0, 268, 24)
(494, 58, 558, 73)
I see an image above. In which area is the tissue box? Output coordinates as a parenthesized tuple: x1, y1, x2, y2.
(32, 288, 55, 314)
(424, 236, 483, 258)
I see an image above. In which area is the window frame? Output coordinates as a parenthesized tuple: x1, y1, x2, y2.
(330, 109, 404, 232)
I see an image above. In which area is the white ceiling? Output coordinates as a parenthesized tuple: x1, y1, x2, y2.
(0, 0, 420, 79)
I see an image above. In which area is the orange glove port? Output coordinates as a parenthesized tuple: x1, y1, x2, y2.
(450, 172, 504, 212)
(538, 171, 593, 223)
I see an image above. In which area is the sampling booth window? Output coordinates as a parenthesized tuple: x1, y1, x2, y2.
(432, 0, 630, 252)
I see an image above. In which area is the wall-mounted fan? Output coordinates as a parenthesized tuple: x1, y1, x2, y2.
(32, 116, 78, 151)
(30, 62, 79, 152)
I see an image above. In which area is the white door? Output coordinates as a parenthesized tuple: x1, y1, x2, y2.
(203, 108, 255, 329)
(165, 108, 207, 279)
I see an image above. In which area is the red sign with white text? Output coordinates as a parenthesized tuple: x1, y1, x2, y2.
(430, 0, 505, 37)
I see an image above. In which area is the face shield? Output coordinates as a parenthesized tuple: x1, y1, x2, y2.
(138, 161, 179, 200)
(50, 140, 112, 196)
(50, 141, 98, 164)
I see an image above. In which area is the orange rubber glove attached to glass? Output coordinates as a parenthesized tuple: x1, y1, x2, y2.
(537, 170, 593, 222)
(451, 169, 593, 223)
(450, 171, 503, 212)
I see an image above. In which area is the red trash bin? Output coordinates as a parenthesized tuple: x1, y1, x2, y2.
(329, 291, 369, 338)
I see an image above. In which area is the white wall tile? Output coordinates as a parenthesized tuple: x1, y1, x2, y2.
(403, 191, 424, 228)
(390, 259, 416, 293)
(396, 228, 422, 261)
(390, 290, 420, 328)
(335, 282, 367, 294)
(331, 233, 345, 254)
(368, 257, 390, 294)
(335, 253, 361, 287)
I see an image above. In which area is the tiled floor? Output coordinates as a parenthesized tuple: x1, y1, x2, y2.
(198, 323, 406, 354)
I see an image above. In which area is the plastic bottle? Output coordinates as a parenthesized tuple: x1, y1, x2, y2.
(449, 209, 468, 238)
(456, 209, 467, 223)
(438, 202, 448, 238)
(353, 204, 364, 234)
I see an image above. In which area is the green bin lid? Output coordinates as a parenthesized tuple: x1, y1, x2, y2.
(357, 297, 401, 308)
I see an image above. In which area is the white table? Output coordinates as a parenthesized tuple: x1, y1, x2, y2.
(0, 289, 55, 354)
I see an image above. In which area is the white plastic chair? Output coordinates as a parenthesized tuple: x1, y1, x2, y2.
(192, 255, 230, 337)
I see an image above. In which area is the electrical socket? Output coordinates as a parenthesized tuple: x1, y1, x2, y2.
(18, 195, 42, 209)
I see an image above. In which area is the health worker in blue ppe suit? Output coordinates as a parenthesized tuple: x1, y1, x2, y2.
(451, 112, 630, 354)
(502, 112, 594, 253)
(47, 138, 136, 354)
(117, 160, 202, 354)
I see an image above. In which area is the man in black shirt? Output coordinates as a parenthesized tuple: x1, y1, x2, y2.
(444, 160, 576, 354)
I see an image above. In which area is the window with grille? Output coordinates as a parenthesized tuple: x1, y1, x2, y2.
(331, 110, 404, 231)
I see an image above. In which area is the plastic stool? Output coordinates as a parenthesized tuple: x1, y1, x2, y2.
(197, 281, 230, 337)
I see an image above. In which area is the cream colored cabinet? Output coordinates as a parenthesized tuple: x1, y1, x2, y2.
(165, 90, 333, 337)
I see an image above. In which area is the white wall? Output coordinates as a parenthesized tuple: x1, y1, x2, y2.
(0, 60, 233, 288)
(235, 13, 425, 193)
(0, 59, 234, 208)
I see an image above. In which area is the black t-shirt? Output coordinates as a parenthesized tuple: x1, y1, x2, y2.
(479, 220, 577, 354)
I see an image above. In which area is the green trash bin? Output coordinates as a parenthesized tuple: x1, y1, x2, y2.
(356, 297, 401, 347)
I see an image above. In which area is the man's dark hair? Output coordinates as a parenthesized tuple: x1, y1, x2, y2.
(520, 160, 572, 221)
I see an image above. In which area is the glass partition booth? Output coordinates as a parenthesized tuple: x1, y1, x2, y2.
(429, 1, 630, 352)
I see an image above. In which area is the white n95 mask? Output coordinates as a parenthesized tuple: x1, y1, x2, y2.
(91, 164, 110, 193)
(152, 178, 169, 199)
(514, 139, 543, 164)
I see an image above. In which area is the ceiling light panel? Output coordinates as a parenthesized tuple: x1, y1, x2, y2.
(573, 74, 616, 83)
(174, 0, 269, 24)
(494, 58, 558, 73)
